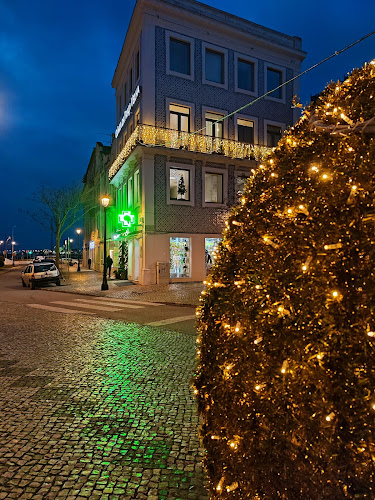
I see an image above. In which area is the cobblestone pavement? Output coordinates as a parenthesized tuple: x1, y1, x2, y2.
(56, 268, 204, 307)
(0, 304, 208, 499)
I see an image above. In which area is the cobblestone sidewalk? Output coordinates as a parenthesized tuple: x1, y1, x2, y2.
(0, 307, 208, 499)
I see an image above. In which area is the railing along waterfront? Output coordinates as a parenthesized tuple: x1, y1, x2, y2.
(109, 124, 272, 180)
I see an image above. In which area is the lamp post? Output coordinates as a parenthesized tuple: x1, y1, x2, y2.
(76, 229, 82, 272)
(11, 226, 16, 266)
(101, 195, 110, 291)
(69, 238, 73, 263)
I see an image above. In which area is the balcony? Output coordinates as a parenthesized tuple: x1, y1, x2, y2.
(109, 124, 272, 180)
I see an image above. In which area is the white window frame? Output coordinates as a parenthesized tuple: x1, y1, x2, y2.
(166, 98, 195, 132)
(202, 42, 228, 89)
(167, 162, 195, 207)
(202, 105, 228, 139)
(234, 53, 257, 96)
(235, 113, 258, 144)
(166, 30, 194, 81)
(202, 165, 228, 208)
(264, 119, 285, 147)
(264, 62, 286, 103)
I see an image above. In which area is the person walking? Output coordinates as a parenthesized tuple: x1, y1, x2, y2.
(88, 257, 92, 270)
(106, 255, 113, 278)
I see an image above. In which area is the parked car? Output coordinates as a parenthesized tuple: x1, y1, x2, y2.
(21, 262, 61, 289)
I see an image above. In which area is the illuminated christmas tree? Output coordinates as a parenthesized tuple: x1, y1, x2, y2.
(195, 61, 375, 499)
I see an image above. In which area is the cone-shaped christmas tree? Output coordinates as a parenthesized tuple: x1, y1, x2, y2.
(195, 61, 375, 499)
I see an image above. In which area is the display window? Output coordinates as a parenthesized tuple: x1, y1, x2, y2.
(170, 237, 191, 278)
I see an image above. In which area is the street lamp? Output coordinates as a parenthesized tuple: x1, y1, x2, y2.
(101, 195, 110, 291)
(12, 241, 16, 266)
(76, 229, 82, 272)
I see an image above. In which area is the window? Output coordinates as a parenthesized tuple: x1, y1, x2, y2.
(205, 238, 221, 275)
(134, 170, 140, 205)
(267, 124, 282, 147)
(136, 51, 140, 80)
(129, 68, 133, 94)
(205, 112, 223, 138)
(205, 172, 223, 203)
(128, 177, 133, 207)
(205, 49, 224, 84)
(122, 183, 127, 209)
(135, 108, 140, 126)
(170, 104, 190, 132)
(170, 167, 190, 201)
(124, 82, 127, 103)
(237, 118, 254, 144)
(267, 67, 282, 99)
(238, 59, 254, 92)
(170, 38, 190, 75)
(170, 237, 190, 278)
(236, 174, 250, 197)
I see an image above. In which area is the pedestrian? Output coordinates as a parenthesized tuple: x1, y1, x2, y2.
(88, 257, 92, 270)
(106, 255, 113, 278)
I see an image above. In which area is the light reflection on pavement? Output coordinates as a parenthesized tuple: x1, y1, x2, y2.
(0, 304, 208, 499)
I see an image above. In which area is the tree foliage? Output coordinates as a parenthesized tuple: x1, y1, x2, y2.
(25, 184, 84, 267)
(195, 62, 375, 498)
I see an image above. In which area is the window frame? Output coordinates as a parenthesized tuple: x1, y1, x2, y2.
(264, 63, 286, 103)
(202, 42, 228, 89)
(202, 105, 228, 139)
(166, 98, 195, 132)
(166, 31, 194, 81)
(167, 162, 195, 207)
(202, 165, 228, 208)
(235, 114, 258, 144)
(264, 119, 285, 147)
(234, 53, 257, 96)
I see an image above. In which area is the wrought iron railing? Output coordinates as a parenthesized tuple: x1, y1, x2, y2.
(109, 124, 272, 180)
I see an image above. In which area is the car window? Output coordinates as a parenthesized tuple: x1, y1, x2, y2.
(34, 264, 55, 272)
(24, 266, 30, 273)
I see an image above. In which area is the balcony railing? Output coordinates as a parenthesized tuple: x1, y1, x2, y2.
(109, 124, 272, 180)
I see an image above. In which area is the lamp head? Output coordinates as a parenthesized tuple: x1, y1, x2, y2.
(76, 228, 82, 235)
(101, 195, 110, 208)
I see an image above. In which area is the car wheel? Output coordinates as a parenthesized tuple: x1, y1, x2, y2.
(22, 279, 26, 287)
(31, 281, 36, 290)
(56, 279, 61, 286)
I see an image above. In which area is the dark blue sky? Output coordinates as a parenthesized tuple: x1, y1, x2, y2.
(1, 0, 374, 250)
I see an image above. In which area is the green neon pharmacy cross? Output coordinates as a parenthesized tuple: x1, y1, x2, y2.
(118, 211, 135, 229)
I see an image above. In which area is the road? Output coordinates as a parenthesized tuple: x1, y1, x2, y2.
(0, 268, 208, 499)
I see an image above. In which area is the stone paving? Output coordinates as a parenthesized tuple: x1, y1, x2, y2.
(56, 267, 204, 307)
(0, 304, 209, 499)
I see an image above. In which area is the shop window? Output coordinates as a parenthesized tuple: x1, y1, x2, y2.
(205, 172, 223, 203)
(170, 104, 190, 132)
(170, 237, 190, 278)
(237, 59, 254, 92)
(170, 38, 191, 75)
(205, 238, 221, 275)
(237, 118, 254, 144)
(267, 124, 282, 147)
(205, 48, 224, 84)
(205, 112, 223, 138)
(267, 67, 283, 99)
(170, 167, 190, 201)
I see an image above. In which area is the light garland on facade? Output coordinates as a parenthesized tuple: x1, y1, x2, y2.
(108, 124, 272, 180)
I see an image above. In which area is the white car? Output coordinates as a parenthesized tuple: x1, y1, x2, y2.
(22, 262, 61, 289)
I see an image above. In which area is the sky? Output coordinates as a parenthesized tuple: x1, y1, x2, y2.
(0, 0, 374, 250)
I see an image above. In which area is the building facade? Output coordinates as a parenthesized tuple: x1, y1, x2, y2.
(85, 0, 306, 284)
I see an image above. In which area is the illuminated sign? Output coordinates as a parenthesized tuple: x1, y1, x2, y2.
(118, 211, 135, 229)
(89, 241, 95, 249)
(115, 86, 141, 138)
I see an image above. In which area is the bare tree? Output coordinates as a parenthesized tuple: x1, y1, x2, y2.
(25, 184, 84, 268)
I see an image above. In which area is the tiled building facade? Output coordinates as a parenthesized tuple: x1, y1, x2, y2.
(84, 0, 306, 284)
